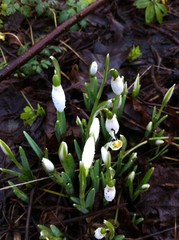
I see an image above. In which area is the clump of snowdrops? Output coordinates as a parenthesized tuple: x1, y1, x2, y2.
(0, 54, 177, 240)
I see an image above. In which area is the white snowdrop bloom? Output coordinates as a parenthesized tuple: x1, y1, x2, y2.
(111, 75, 124, 95)
(89, 117, 100, 142)
(52, 84, 66, 112)
(42, 158, 55, 173)
(104, 185, 116, 202)
(101, 146, 111, 165)
(58, 141, 68, 162)
(108, 139, 123, 151)
(146, 121, 153, 132)
(155, 140, 164, 145)
(105, 114, 119, 139)
(94, 227, 106, 239)
(0, 140, 8, 156)
(128, 171, 135, 182)
(141, 184, 150, 190)
(82, 136, 95, 169)
(90, 61, 98, 76)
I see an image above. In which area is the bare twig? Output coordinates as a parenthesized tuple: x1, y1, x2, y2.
(0, 0, 109, 81)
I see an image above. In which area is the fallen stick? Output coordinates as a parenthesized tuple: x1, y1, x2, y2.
(0, 0, 108, 81)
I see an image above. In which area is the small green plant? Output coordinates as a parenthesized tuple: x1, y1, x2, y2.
(20, 103, 45, 126)
(0, 0, 59, 17)
(134, 0, 168, 24)
(59, 0, 96, 31)
(128, 45, 142, 62)
(38, 224, 66, 240)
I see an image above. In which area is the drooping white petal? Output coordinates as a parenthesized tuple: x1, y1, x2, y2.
(89, 117, 100, 142)
(82, 136, 95, 169)
(111, 76, 124, 95)
(104, 185, 116, 202)
(94, 227, 106, 239)
(42, 158, 55, 173)
(90, 61, 98, 76)
(52, 85, 66, 112)
(101, 146, 108, 164)
(101, 146, 111, 165)
(105, 114, 119, 139)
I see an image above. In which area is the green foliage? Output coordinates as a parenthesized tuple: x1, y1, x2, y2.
(59, 0, 96, 31)
(17, 45, 61, 76)
(0, 0, 59, 17)
(20, 104, 45, 126)
(128, 45, 142, 62)
(38, 224, 66, 240)
(134, 0, 168, 24)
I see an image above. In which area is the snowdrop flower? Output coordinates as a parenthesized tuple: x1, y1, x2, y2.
(132, 73, 141, 98)
(111, 75, 124, 95)
(108, 139, 123, 151)
(155, 139, 164, 145)
(42, 158, 55, 173)
(90, 61, 98, 76)
(94, 227, 107, 239)
(162, 84, 175, 107)
(58, 141, 68, 162)
(105, 114, 119, 139)
(0, 139, 8, 156)
(101, 146, 111, 165)
(52, 84, 66, 112)
(146, 121, 153, 132)
(141, 184, 150, 190)
(81, 136, 95, 169)
(89, 117, 100, 142)
(104, 184, 116, 202)
(128, 171, 135, 182)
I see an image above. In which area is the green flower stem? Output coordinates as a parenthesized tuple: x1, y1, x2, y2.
(79, 163, 87, 208)
(50, 56, 61, 79)
(149, 136, 169, 141)
(123, 140, 148, 159)
(86, 54, 110, 139)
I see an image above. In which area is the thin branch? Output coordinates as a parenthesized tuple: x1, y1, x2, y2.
(0, 0, 109, 81)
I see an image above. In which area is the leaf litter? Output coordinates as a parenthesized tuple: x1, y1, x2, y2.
(0, 1, 179, 239)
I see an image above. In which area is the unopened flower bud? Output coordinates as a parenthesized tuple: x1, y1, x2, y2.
(128, 171, 135, 182)
(90, 61, 98, 76)
(111, 75, 124, 96)
(42, 158, 55, 173)
(132, 73, 141, 98)
(141, 184, 150, 190)
(89, 117, 100, 142)
(104, 184, 116, 202)
(101, 146, 111, 165)
(146, 121, 153, 132)
(155, 139, 164, 145)
(52, 84, 66, 112)
(58, 141, 68, 162)
(82, 136, 95, 169)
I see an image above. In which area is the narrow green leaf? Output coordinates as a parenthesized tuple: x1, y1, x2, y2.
(23, 131, 43, 159)
(73, 203, 89, 214)
(19, 146, 33, 179)
(85, 188, 95, 209)
(74, 139, 82, 161)
(8, 181, 29, 203)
